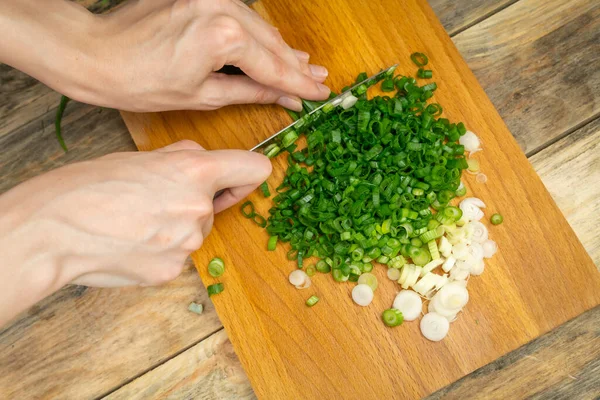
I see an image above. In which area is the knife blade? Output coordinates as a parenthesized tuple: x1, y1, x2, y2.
(214, 64, 398, 200)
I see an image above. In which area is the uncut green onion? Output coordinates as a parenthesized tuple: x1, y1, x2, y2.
(55, 95, 70, 152)
(382, 308, 404, 327)
(306, 295, 320, 307)
(260, 182, 271, 197)
(208, 257, 225, 277)
(207, 283, 224, 297)
(491, 213, 504, 225)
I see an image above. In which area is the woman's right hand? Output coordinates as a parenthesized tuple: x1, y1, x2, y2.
(0, 140, 271, 324)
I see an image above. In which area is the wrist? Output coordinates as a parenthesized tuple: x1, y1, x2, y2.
(0, 195, 69, 325)
(0, 0, 107, 105)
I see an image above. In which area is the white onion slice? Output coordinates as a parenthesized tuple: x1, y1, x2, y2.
(420, 312, 450, 341)
(413, 273, 439, 296)
(352, 284, 374, 306)
(340, 95, 358, 110)
(459, 130, 481, 153)
(452, 242, 470, 260)
(439, 237, 452, 257)
(467, 242, 485, 262)
(482, 239, 498, 258)
(421, 258, 444, 277)
(393, 290, 422, 321)
(289, 270, 310, 288)
(358, 272, 378, 291)
(398, 264, 412, 286)
(435, 274, 449, 290)
(470, 259, 485, 276)
(404, 265, 422, 289)
(459, 198, 486, 221)
(450, 266, 470, 281)
(468, 221, 489, 243)
(387, 268, 401, 281)
(476, 173, 488, 183)
(436, 282, 469, 309)
(442, 256, 456, 272)
(430, 296, 459, 320)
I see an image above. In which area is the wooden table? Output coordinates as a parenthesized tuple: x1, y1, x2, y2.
(1, 0, 598, 398)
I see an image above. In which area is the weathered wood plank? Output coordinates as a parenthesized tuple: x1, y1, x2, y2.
(103, 330, 255, 400)
(102, 117, 600, 399)
(530, 118, 600, 266)
(0, 101, 135, 194)
(429, 0, 517, 35)
(0, 265, 225, 400)
(452, 0, 600, 154)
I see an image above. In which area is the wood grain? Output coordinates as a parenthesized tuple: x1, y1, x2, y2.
(531, 118, 600, 266)
(452, 0, 600, 154)
(120, 0, 600, 398)
(104, 116, 600, 400)
(104, 329, 255, 400)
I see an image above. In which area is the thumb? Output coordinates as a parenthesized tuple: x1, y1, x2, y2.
(204, 150, 272, 214)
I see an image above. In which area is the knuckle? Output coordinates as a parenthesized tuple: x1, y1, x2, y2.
(176, 140, 203, 150)
(211, 15, 246, 49)
(271, 57, 287, 82)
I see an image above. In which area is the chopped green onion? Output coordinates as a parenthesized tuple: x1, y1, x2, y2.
(306, 264, 316, 277)
(382, 308, 404, 327)
(267, 235, 278, 251)
(491, 213, 504, 225)
(316, 260, 331, 273)
(188, 302, 204, 315)
(241, 201, 255, 218)
(381, 78, 395, 92)
(208, 257, 225, 277)
(306, 295, 320, 307)
(260, 182, 271, 197)
(207, 283, 224, 297)
(410, 52, 428, 67)
(417, 68, 433, 79)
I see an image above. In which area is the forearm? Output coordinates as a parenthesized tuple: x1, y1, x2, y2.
(0, 0, 105, 103)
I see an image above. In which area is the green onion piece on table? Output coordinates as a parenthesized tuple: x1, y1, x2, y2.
(491, 213, 504, 225)
(382, 308, 404, 327)
(306, 264, 316, 277)
(188, 302, 204, 315)
(207, 283, 224, 297)
(306, 295, 320, 307)
(208, 257, 225, 277)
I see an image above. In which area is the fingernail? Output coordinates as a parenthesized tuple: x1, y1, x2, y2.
(277, 96, 303, 112)
(293, 49, 310, 62)
(317, 83, 331, 94)
(309, 64, 328, 79)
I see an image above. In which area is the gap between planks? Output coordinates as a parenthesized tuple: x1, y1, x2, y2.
(526, 111, 600, 158)
(95, 326, 227, 400)
(447, 0, 520, 36)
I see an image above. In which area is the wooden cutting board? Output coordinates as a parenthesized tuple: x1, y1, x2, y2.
(121, 0, 600, 398)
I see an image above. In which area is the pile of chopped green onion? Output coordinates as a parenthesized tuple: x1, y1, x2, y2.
(241, 53, 502, 340)
(254, 56, 469, 281)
